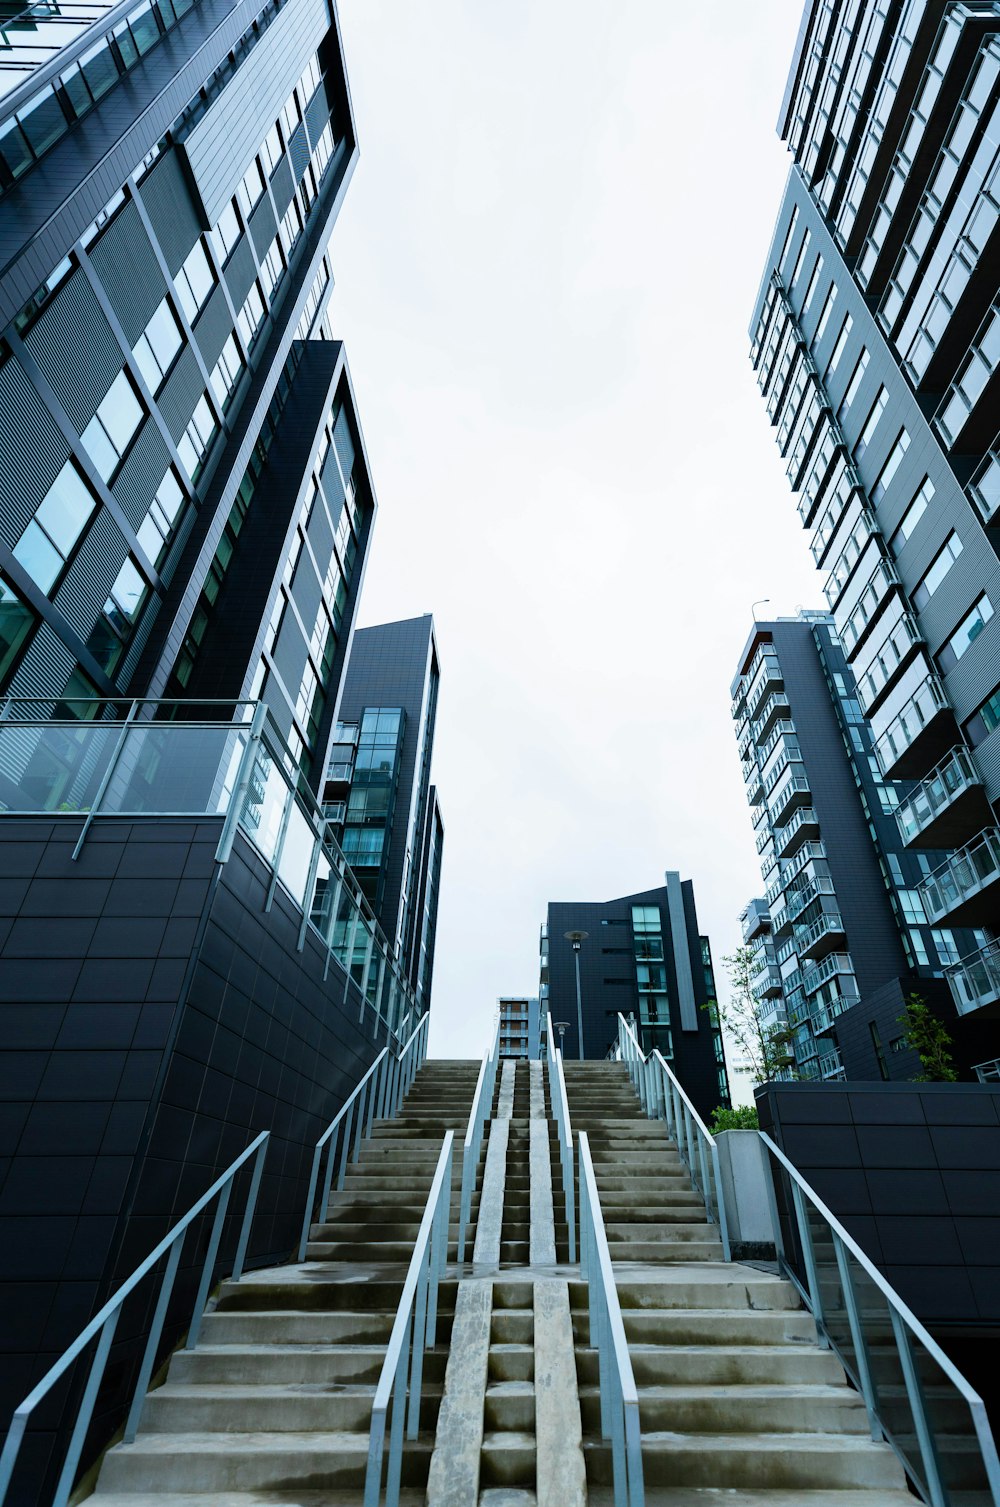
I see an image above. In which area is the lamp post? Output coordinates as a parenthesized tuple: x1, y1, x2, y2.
(751, 598, 770, 620)
(554, 1021, 570, 1056)
(564, 930, 588, 1060)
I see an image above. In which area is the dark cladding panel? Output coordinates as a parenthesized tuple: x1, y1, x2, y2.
(138, 155, 203, 275)
(223, 238, 257, 312)
(194, 285, 236, 374)
(87, 205, 167, 348)
(0, 357, 70, 543)
(112, 419, 172, 533)
(269, 157, 295, 219)
(156, 347, 203, 445)
(52, 512, 128, 640)
(22, 273, 123, 432)
(249, 196, 278, 259)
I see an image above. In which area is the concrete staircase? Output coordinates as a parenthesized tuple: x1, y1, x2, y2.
(562, 1060, 915, 1505)
(85, 1059, 482, 1505)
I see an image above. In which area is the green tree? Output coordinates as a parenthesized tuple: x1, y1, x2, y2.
(897, 993, 958, 1083)
(708, 944, 796, 1087)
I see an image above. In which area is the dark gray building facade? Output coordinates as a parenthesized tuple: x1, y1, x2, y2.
(751, 0, 1000, 1071)
(324, 615, 443, 1012)
(541, 874, 729, 1121)
(732, 610, 988, 1082)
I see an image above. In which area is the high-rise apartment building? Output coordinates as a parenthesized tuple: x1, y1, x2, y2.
(541, 873, 729, 1120)
(751, 0, 1000, 1052)
(732, 611, 988, 1081)
(0, 2, 442, 1490)
(497, 996, 542, 1060)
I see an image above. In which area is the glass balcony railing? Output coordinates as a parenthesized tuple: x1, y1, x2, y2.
(770, 774, 811, 825)
(874, 673, 951, 777)
(919, 829, 1000, 926)
(780, 839, 827, 887)
(786, 874, 836, 924)
(756, 717, 797, 767)
(946, 941, 1000, 1016)
(752, 966, 784, 999)
(895, 746, 984, 845)
(801, 952, 855, 996)
(0, 697, 420, 1038)
(777, 806, 821, 855)
(855, 612, 922, 714)
(746, 660, 784, 719)
(751, 690, 791, 743)
(794, 910, 846, 959)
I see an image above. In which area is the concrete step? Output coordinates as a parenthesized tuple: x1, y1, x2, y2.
(578, 1382, 869, 1434)
(488, 1344, 534, 1383)
(606, 1239, 723, 1261)
(94, 1431, 432, 1493)
(480, 1431, 536, 1487)
(168, 1344, 447, 1387)
(603, 1308, 817, 1346)
(198, 1311, 395, 1345)
(605, 1222, 711, 1240)
(584, 1432, 906, 1490)
(604, 1273, 802, 1311)
(587, 1490, 918, 1506)
(485, 1380, 536, 1431)
(137, 1382, 439, 1434)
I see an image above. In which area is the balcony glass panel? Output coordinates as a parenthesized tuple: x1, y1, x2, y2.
(874, 674, 949, 775)
(895, 746, 982, 844)
(946, 941, 1000, 1016)
(919, 829, 1000, 924)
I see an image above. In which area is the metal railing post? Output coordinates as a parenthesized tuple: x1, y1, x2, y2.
(185, 1181, 233, 1351)
(71, 699, 139, 860)
(215, 701, 268, 865)
(890, 1307, 947, 1507)
(790, 1179, 827, 1348)
(832, 1232, 879, 1441)
(52, 1313, 121, 1507)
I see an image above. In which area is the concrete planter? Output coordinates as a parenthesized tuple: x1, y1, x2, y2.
(715, 1129, 776, 1260)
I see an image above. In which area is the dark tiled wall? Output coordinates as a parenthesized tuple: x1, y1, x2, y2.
(0, 815, 391, 1504)
(758, 1081, 1000, 1323)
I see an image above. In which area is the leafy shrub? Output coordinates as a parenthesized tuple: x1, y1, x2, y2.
(710, 1104, 759, 1132)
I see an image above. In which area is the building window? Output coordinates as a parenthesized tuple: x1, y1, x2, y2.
(937, 595, 994, 673)
(175, 240, 215, 323)
(854, 385, 888, 460)
(259, 237, 286, 301)
(177, 394, 219, 482)
(12, 460, 98, 593)
(209, 335, 245, 411)
(964, 683, 1000, 747)
(261, 123, 283, 176)
(136, 468, 186, 569)
(236, 158, 265, 218)
(132, 298, 183, 394)
(913, 531, 963, 610)
(210, 200, 242, 264)
(890, 476, 933, 552)
(814, 282, 837, 342)
(0, 572, 39, 688)
(897, 889, 927, 926)
(81, 370, 144, 482)
(789, 229, 811, 290)
(237, 282, 266, 350)
(837, 349, 869, 420)
(86, 556, 148, 674)
(932, 929, 960, 966)
(801, 254, 823, 313)
(826, 313, 853, 376)
(871, 429, 909, 503)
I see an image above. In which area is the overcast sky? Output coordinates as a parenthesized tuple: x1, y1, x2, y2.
(327, 0, 820, 1075)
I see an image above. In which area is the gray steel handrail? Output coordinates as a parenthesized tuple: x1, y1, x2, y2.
(364, 1131, 454, 1507)
(297, 1013, 431, 1261)
(456, 1018, 499, 1262)
(760, 1131, 1000, 1507)
(578, 1131, 643, 1507)
(546, 1013, 576, 1261)
(614, 1013, 729, 1260)
(0, 1131, 269, 1507)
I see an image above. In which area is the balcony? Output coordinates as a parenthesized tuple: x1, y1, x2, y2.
(854, 612, 922, 716)
(811, 992, 859, 1034)
(794, 910, 846, 960)
(771, 903, 790, 937)
(895, 745, 992, 850)
(752, 690, 792, 742)
(741, 900, 770, 942)
(786, 874, 836, 924)
(873, 673, 954, 780)
(746, 660, 784, 720)
(801, 952, 855, 996)
(770, 774, 811, 826)
(752, 966, 784, 1000)
(757, 718, 797, 766)
(945, 941, 1000, 1017)
(777, 806, 821, 856)
(781, 839, 827, 886)
(919, 829, 1000, 928)
(837, 557, 899, 659)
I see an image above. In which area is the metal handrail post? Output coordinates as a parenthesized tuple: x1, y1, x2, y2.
(71, 699, 139, 860)
(123, 1240, 182, 1442)
(890, 1307, 946, 1507)
(832, 1232, 879, 1441)
(336, 1099, 356, 1192)
(790, 1179, 827, 1349)
(51, 1312, 121, 1507)
(215, 701, 268, 865)
(184, 1180, 233, 1351)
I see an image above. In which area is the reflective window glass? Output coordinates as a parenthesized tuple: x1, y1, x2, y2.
(176, 240, 214, 323)
(12, 460, 97, 592)
(0, 572, 38, 687)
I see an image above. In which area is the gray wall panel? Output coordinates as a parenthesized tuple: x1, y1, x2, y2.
(223, 238, 257, 312)
(112, 419, 172, 531)
(7, 623, 76, 698)
(138, 154, 202, 275)
(304, 86, 329, 149)
(88, 205, 167, 347)
(269, 158, 294, 218)
(0, 358, 70, 544)
(179, 0, 329, 226)
(249, 197, 277, 259)
(194, 284, 235, 372)
(23, 274, 122, 432)
(157, 347, 203, 443)
(53, 512, 128, 639)
(288, 121, 310, 182)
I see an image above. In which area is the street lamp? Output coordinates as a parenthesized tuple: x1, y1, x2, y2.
(564, 930, 588, 1060)
(751, 598, 770, 620)
(553, 1021, 570, 1055)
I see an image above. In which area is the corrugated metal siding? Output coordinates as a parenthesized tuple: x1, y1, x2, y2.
(270, 158, 295, 219)
(119, 595, 162, 691)
(157, 347, 203, 443)
(224, 239, 257, 312)
(179, 0, 329, 227)
(139, 154, 203, 275)
(272, 614, 307, 702)
(23, 273, 123, 432)
(304, 86, 330, 151)
(8, 622, 76, 698)
(88, 204, 167, 347)
(973, 723, 1000, 804)
(194, 285, 235, 372)
(249, 197, 277, 259)
(333, 406, 355, 481)
(288, 122, 310, 183)
(306, 498, 333, 571)
(0, 357, 70, 544)
(290, 554, 321, 639)
(53, 511, 128, 638)
(112, 418, 171, 531)
(320, 444, 344, 510)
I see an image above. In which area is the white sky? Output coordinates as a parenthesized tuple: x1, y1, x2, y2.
(327, 0, 820, 1076)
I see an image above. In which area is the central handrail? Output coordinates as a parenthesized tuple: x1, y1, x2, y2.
(364, 1131, 454, 1507)
(613, 1013, 729, 1260)
(760, 1131, 1000, 1507)
(0, 1131, 270, 1507)
(578, 1131, 643, 1507)
(546, 1013, 576, 1261)
(297, 1014, 430, 1261)
(456, 1018, 500, 1262)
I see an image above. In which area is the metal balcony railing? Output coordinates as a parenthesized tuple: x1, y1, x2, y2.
(895, 746, 984, 845)
(770, 774, 811, 825)
(777, 806, 820, 854)
(873, 674, 950, 777)
(946, 940, 1000, 1017)
(919, 829, 1000, 925)
(801, 951, 855, 996)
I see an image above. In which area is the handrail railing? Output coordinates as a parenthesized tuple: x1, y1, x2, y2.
(546, 1014, 576, 1262)
(578, 1131, 643, 1507)
(297, 1014, 430, 1261)
(613, 1013, 729, 1260)
(456, 1019, 500, 1262)
(759, 1132, 1000, 1507)
(364, 1132, 454, 1507)
(0, 1132, 270, 1507)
